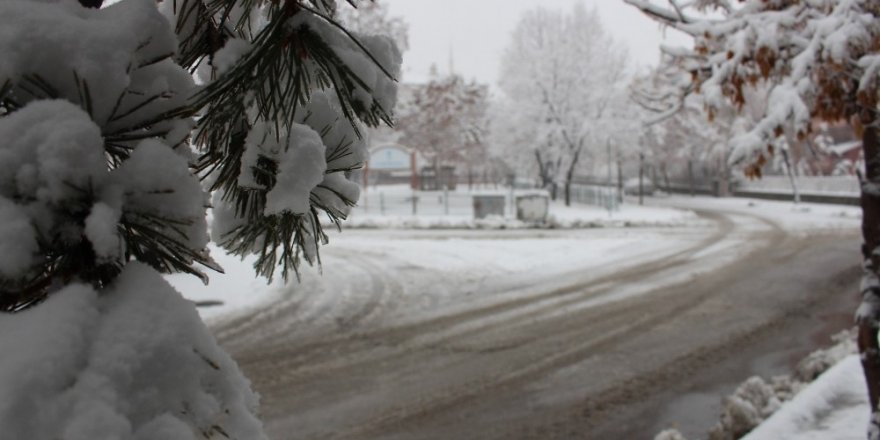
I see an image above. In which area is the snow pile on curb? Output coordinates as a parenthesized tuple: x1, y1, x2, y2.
(742, 355, 867, 440)
(0, 263, 266, 440)
(707, 376, 797, 440)
(656, 428, 689, 440)
(656, 330, 857, 440)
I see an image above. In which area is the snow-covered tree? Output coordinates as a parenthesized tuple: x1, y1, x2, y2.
(632, 63, 747, 197)
(655, 96, 732, 193)
(626, 0, 880, 432)
(338, 0, 409, 54)
(496, 4, 629, 206)
(490, 97, 548, 187)
(396, 72, 490, 183)
(0, 0, 399, 437)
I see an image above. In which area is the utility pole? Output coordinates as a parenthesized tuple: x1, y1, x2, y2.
(606, 137, 612, 186)
(617, 153, 624, 204)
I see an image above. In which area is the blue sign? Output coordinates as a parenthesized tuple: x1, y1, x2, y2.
(370, 146, 411, 170)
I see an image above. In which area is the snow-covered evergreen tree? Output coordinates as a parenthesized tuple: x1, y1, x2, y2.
(0, 0, 400, 437)
(626, 0, 880, 434)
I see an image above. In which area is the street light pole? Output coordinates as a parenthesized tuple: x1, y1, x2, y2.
(606, 137, 612, 186)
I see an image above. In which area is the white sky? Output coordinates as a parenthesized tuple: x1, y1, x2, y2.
(382, 0, 691, 88)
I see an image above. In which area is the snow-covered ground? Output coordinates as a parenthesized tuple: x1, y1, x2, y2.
(653, 194, 862, 233)
(165, 245, 290, 321)
(175, 193, 860, 324)
(169, 193, 866, 439)
(169, 193, 703, 321)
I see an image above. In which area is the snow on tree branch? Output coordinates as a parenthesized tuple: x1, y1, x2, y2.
(0, 0, 403, 437)
(626, 0, 879, 175)
(161, 0, 403, 282)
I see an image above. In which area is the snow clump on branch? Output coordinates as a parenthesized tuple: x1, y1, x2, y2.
(0, 263, 265, 440)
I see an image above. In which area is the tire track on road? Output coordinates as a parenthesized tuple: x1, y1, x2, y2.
(226, 211, 732, 377)
(327, 211, 789, 439)
(221, 207, 805, 440)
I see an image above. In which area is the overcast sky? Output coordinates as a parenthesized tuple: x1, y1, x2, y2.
(382, 0, 690, 88)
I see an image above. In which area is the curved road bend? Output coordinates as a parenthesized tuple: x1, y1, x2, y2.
(213, 206, 861, 440)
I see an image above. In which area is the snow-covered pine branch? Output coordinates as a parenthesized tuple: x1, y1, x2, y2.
(162, 0, 403, 282)
(0, 0, 401, 438)
(0, 0, 211, 309)
(0, 0, 402, 304)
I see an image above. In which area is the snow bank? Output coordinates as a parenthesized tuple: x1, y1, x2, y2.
(655, 429, 688, 440)
(0, 263, 266, 440)
(708, 376, 792, 440)
(743, 356, 868, 440)
(658, 330, 861, 440)
(657, 196, 862, 233)
(706, 330, 858, 440)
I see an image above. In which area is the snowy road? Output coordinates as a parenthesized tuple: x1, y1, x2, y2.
(210, 202, 861, 439)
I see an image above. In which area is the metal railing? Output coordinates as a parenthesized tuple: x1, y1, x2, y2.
(569, 183, 620, 212)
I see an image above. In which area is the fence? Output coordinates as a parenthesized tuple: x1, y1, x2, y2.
(736, 175, 859, 196)
(568, 184, 621, 212)
(353, 182, 622, 219)
(357, 187, 506, 217)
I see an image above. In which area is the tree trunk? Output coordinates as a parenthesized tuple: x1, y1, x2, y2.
(858, 121, 880, 434)
(564, 180, 572, 206)
(534, 149, 553, 194)
(720, 165, 730, 197)
(617, 158, 624, 203)
(432, 156, 441, 191)
(661, 162, 671, 193)
(564, 147, 582, 207)
(688, 160, 696, 197)
(781, 149, 801, 204)
(651, 163, 658, 190)
(638, 152, 645, 205)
